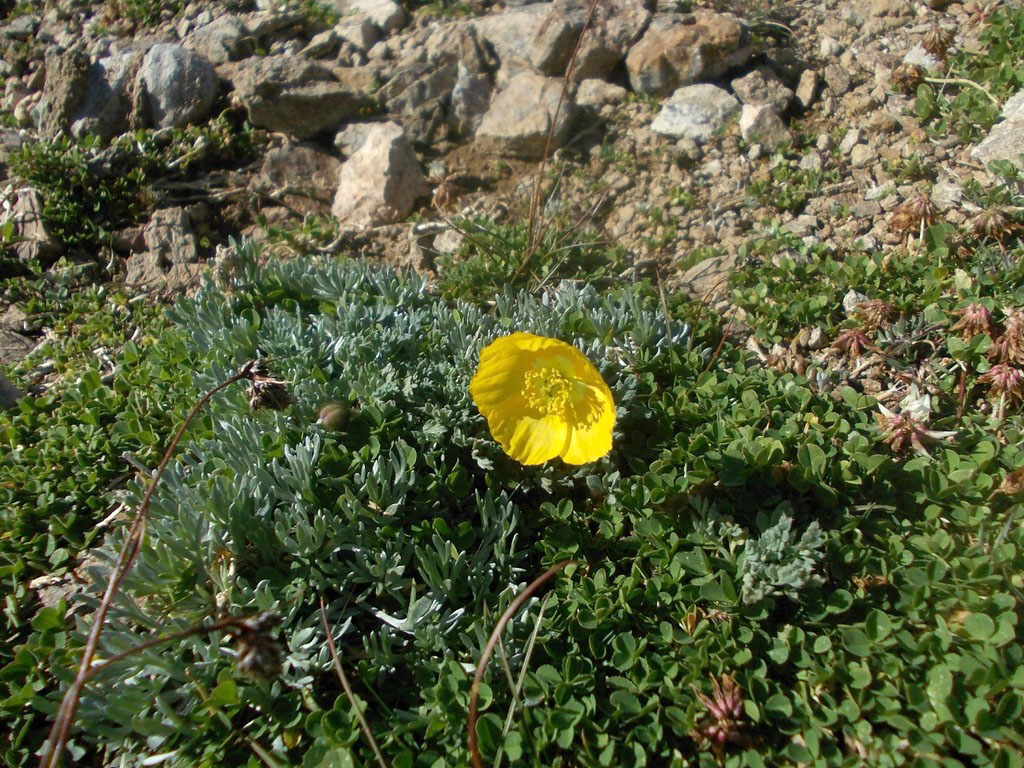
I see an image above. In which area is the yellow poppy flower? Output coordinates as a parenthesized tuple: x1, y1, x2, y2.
(469, 332, 616, 465)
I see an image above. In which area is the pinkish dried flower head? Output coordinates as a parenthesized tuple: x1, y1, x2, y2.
(978, 364, 1024, 403)
(833, 327, 872, 358)
(692, 674, 746, 756)
(875, 387, 957, 457)
(922, 26, 955, 58)
(889, 193, 939, 235)
(969, 207, 1021, 242)
(855, 299, 899, 330)
(890, 63, 925, 93)
(950, 303, 994, 340)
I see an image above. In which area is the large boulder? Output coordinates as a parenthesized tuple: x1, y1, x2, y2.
(971, 90, 1024, 169)
(331, 121, 429, 227)
(0, 371, 22, 410)
(650, 83, 739, 143)
(376, 22, 493, 146)
(475, 71, 573, 159)
(141, 44, 217, 128)
(70, 50, 145, 139)
(251, 142, 343, 216)
(37, 46, 89, 137)
(219, 56, 371, 139)
(184, 15, 251, 65)
(470, 5, 549, 87)
(625, 11, 752, 96)
(529, 0, 650, 82)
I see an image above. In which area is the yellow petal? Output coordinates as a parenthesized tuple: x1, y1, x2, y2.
(560, 381, 616, 464)
(470, 332, 615, 466)
(487, 394, 569, 465)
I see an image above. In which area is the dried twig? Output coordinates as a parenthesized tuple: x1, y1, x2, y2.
(319, 597, 390, 768)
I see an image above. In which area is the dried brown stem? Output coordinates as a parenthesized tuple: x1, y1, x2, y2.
(319, 597, 391, 768)
(40, 361, 259, 768)
(468, 559, 575, 768)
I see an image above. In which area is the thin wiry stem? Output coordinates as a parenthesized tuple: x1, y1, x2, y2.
(319, 597, 390, 768)
(40, 362, 258, 768)
(468, 560, 575, 768)
(493, 592, 552, 768)
(521, 0, 601, 277)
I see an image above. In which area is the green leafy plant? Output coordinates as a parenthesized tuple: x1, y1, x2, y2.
(914, 5, 1024, 143)
(4, 242, 1020, 768)
(8, 113, 262, 250)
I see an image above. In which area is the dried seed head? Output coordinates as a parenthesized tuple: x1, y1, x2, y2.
(246, 360, 293, 411)
(855, 299, 899, 330)
(994, 467, 1024, 499)
(950, 303, 994, 340)
(922, 26, 955, 58)
(889, 192, 939, 235)
(890, 63, 925, 93)
(234, 612, 283, 679)
(978, 363, 1024, 403)
(832, 327, 871, 359)
(969, 207, 1021, 242)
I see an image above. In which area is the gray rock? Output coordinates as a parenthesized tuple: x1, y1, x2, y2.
(378, 58, 458, 146)
(650, 84, 739, 144)
(529, 0, 649, 82)
(843, 289, 869, 316)
(823, 63, 852, 96)
(625, 11, 752, 97)
(331, 121, 429, 226)
(10, 188, 60, 265)
(449, 62, 492, 136)
(784, 214, 819, 237)
(575, 78, 627, 108)
(219, 56, 370, 138)
(931, 180, 962, 210)
(335, 16, 379, 52)
(470, 5, 548, 86)
(70, 51, 144, 140)
(302, 28, 340, 58)
(475, 71, 573, 159)
(2, 14, 38, 40)
(143, 207, 198, 265)
(970, 90, 1024, 169)
(251, 142, 343, 215)
(124, 253, 204, 292)
(376, 23, 492, 145)
(795, 69, 818, 110)
(0, 371, 22, 410)
(839, 127, 862, 154)
(141, 44, 216, 128)
(850, 143, 873, 167)
(341, 0, 404, 34)
(730, 67, 793, 113)
(738, 104, 792, 149)
(38, 46, 90, 138)
(335, 121, 377, 155)
(185, 14, 250, 64)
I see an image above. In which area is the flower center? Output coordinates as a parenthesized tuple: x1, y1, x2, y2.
(523, 368, 571, 415)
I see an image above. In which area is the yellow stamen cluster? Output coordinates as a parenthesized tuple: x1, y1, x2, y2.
(523, 368, 571, 415)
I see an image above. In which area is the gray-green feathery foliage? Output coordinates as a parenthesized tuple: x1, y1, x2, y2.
(739, 507, 825, 604)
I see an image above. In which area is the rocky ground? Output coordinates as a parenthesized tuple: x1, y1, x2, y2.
(1, 0, 1022, 397)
